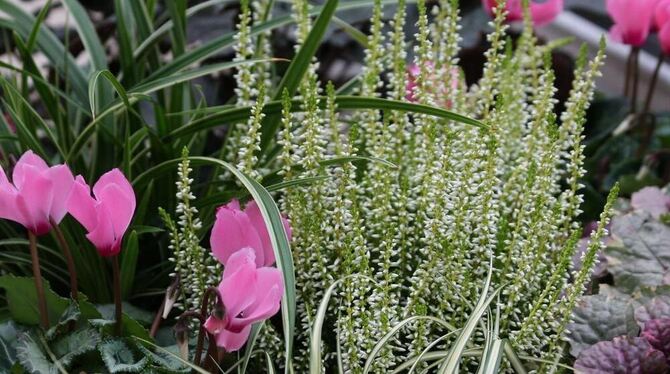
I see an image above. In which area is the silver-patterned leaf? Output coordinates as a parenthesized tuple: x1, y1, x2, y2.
(568, 294, 639, 357)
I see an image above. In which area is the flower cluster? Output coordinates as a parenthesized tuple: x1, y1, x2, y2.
(204, 199, 288, 352)
(0, 150, 135, 255)
(607, 0, 670, 53)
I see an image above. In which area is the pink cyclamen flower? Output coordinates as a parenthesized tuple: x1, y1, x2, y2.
(657, 0, 670, 54)
(66, 169, 135, 256)
(607, 0, 658, 46)
(204, 248, 283, 352)
(0, 151, 74, 235)
(211, 199, 291, 267)
(482, 0, 564, 27)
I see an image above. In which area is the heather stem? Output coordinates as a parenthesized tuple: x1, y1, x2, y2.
(50, 220, 78, 301)
(28, 231, 49, 329)
(112, 255, 122, 336)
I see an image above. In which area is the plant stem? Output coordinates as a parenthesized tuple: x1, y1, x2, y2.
(624, 48, 633, 97)
(195, 287, 219, 366)
(112, 255, 122, 336)
(28, 231, 49, 329)
(637, 54, 665, 158)
(50, 220, 78, 301)
(642, 54, 664, 115)
(149, 298, 165, 338)
(631, 47, 640, 113)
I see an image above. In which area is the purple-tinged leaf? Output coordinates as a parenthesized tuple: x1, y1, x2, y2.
(642, 318, 670, 357)
(574, 336, 669, 374)
(607, 213, 670, 293)
(631, 187, 670, 219)
(569, 294, 639, 357)
(635, 298, 670, 328)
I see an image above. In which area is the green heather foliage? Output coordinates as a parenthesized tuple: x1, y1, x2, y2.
(0, 0, 619, 371)
(156, 0, 618, 372)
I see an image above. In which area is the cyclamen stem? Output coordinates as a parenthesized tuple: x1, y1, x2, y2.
(112, 255, 122, 336)
(149, 298, 165, 338)
(631, 47, 641, 113)
(637, 54, 664, 158)
(50, 220, 78, 301)
(28, 231, 49, 329)
(195, 287, 220, 366)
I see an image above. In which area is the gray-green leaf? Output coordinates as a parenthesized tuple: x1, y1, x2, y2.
(99, 339, 148, 373)
(606, 213, 670, 293)
(568, 294, 639, 357)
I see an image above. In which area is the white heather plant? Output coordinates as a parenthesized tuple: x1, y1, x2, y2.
(169, 0, 615, 372)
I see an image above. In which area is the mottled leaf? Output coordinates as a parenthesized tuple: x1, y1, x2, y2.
(635, 298, 670, 328)
(606, 213, 670, 292)
(641, 318, 670, 357)
(574, 336, 669, 374)
(631, 187, 670, 219)
(0, 322, 19, 370)
(569, 294, 639, 357)
(16, 331, 54, 374)
(136, 344, 189, 372)
(99, 339, 148, 373)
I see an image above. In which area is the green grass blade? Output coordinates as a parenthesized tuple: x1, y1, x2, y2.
(0, 0, 88, 100)
(120, 231, 139, 299)
(408, 331, 461, 374)
(503, 342, 529, 374)
(241, 323, 263, 373)
(310, 275, 374, 374)
(25, 0, 52, 53)
(67, 59, 272, 162)
(89, 70, 132, 119)
(61, 0, 108, 71)
(168, 96, 485, 140)
(259, 0, 339, 155)
(363, 316, 455, 374)
(437, 259, 501, 374)
(133, 0, 234, 59)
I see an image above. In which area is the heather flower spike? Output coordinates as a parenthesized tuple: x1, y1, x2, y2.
(0, 150, 74, 235)
(482, 0, 564, 27)
(210, 199, 291, 267)
(204, 248, 283, 352)
(607, 0, 658, 46)
(67, 168, 136, 256)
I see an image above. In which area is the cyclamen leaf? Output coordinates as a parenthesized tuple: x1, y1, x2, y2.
(606, 212, 670, 293)
(641, 318, 670, 357)
(568, 294, 639, 357)
(50, 328, 101, 366)
(99, 339, 148, 373)
(574, 337, 669, 374)
(0, 322, 19, 371)
(16, 331, 54, 374)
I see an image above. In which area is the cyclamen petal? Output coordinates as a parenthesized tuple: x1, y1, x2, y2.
(607, 0, 658, 46)
(211, 200, 265, 266)
(0, 151, 75, 235)
(660, 22, 670, 55)
(244, 200, 292, 266)
(66, 168, 136, 256)
(204, 248, 284, 352)
(210, 199, 292, 267)
(657, 0, 670, 30)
